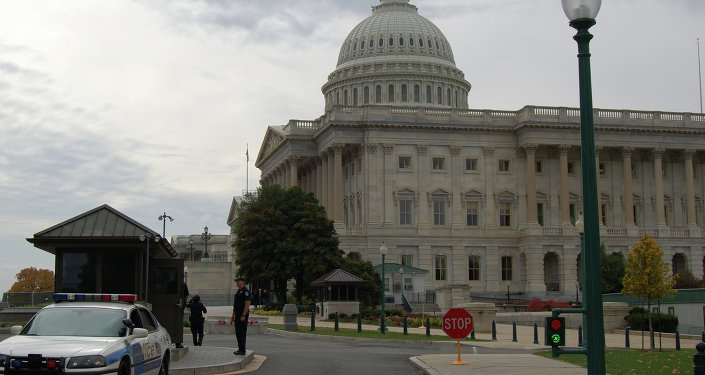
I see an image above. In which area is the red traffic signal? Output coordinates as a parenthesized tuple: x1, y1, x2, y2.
(545, 316, 566, 347)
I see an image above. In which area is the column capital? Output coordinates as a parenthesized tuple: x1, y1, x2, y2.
(416, 144, 428, 154)
(523, 143, 538, 154)
(482, 146, 494, 156)
(288, 155, 302, 165)
(365, 143, 378, 154)
(558, 144, 571, 155)
(450, 146, 462, 156)
(332, 143, 345, 154)
(652, 147, 665, 159)
(622, 146, 634, 157)
(383, 144, 395, 155)
(595, 145, 603, 154)
(683, 149, 696, 160)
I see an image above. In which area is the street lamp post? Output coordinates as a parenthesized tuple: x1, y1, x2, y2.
(379, 242, 387, 334)
(506, 281, 511, 304)
(157, 212, 174, 238)
(400, 268, 404, 305)
(139, 232, 161, 302)
(562, 1, 606, 373)
(201, 226, 212, 259)
(187, 239, 195, 261)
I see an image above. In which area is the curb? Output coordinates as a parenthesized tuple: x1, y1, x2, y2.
(408, 356, 441, 375)
(267, 328, 454, 348)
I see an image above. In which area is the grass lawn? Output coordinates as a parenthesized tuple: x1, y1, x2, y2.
(268, 323, 466, 342)
(536, 349, 694, 374)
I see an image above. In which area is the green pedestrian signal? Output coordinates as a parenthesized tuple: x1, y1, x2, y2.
(545, 317, 565, 347)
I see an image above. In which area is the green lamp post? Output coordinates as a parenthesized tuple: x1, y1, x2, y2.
(379, 242, 387, 334)
(562, 0, 606, 373)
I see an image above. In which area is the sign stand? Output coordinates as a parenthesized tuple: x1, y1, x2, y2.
(451, 339, 468, 365)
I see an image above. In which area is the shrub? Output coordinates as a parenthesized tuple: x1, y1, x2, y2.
(526, 298, 571, 312)
(625, 307, 679, 333)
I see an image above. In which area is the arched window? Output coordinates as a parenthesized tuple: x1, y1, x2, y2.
(427, 39, 432, 48)
(379, 38, 384, 47)
(353, 41, 357, 51)
(437, 87, 442, 105)
(410, 38, 415, 46)
(426, 85, 432, 103)
(389, 37, 394, 47)
(436, 40, 440, 50)
(455, 90, 459, 107)
(388, 84, 395, 102)
(414, 85, 420, 102)
(353, 88, 358, 106)
(401, 84, 408, 102)
(344, 89, 349, 105)
(360, 40, 364, 50)
(337, 91, 340, 105)
(364, 86, 370, 104)
(399, 37, 404, 46)
(370, 39, 374, 48)
(375, 85, 382, 103)
(420, 39, 424, 48)
(447, 88, 451, 106)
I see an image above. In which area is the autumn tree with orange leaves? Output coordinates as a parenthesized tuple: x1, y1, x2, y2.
(9, 267, 54, 293)
(622, 234, 676, 350)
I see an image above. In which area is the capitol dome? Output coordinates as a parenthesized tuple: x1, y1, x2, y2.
(322, 0, 471, 111)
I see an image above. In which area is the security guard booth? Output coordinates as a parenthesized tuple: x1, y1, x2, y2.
(27, 204, 185, 346)
(311, 269, 366, 319)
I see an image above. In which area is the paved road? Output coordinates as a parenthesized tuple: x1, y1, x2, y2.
(193, 332, 537, 375)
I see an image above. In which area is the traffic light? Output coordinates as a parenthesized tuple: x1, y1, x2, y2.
(545, 316, 565, 347)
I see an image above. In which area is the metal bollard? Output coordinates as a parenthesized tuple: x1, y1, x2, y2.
(625, 327, 630, 348)
(357, 313, 362, 333)
(334, 312, 339, 332)
(426, 317, 431, 336)
(694, 342, 705, 375)
(533, 323, 539, 344)
(403, 316, 408, 335)
(492, 320, 497, 341)
(676, 330, 680, 351)
(311, 309, 315, 331)
(578, 325, 583, 347)
(471, 328, 475, 340)
(512, 321, 517, 342)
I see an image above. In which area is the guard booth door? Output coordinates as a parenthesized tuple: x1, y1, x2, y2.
(149, 258, 185, 346)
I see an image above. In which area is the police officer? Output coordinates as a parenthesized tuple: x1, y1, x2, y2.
(185, 294, 207, 346)
(231, 276, 251, 355)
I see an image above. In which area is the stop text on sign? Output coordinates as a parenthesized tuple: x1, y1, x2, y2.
(443, 317, 473, 331)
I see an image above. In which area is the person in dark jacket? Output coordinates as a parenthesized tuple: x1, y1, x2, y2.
(186, 294, 207, 346)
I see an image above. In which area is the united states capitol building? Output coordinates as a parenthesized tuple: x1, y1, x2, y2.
(252, 0, 705, 309)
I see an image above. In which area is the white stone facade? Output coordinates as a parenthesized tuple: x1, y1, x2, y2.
(254, 0, 705, 310)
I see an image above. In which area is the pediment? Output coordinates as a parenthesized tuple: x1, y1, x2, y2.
(256, 126, 287, 165)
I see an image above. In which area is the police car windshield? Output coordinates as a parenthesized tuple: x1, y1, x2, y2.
(22, 307, 127, 337)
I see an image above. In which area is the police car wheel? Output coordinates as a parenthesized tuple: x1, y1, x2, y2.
(117, 358, 131, 375)
(158, 354, 169, 375)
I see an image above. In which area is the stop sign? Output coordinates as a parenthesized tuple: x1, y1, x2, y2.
(442, 308, 474, 340)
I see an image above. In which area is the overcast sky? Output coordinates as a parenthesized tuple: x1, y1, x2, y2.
(0, 0, 703, 295)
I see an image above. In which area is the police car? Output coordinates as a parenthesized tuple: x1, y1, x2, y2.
(0, 294, 171, 375)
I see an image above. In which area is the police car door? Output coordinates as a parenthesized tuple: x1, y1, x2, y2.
(128, 308, 155, 375)
(137, 307, 162, 373)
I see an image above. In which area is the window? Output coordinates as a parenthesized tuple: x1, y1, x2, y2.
(631, 162, 638, 178)
(375, 85, 382, 103)
(433, 200, 446, 225)
(388, 85, 395, 102)
(633, 205, 639, 226)
(410, 38, 415, 46)
(399, 37, 404, 46)
(465, 158, 478, 171)
(447, 88, 451, 106)
(419, 39, 424, 47)
(601, 204, 608, 225)
(398, 156, 411, 169)
(434, 255, 447, 281)
(500, 203, 511, 227)
(364, 86, 370, 104)
(61, 251, 136, 293)
(353, 88, 358, 105)
(432, 157, 445, 170)
(426, 85, 432, 103)
(399, 200, 412, 225)
(466, 202, 478, 226)
(499, 159, 511, 172)
(468, 255, 480, 281)
(389, 37, 394, 46)
(379, 38, 384, 47)
(567, 161, 575, 174)
(414, 85, 420, 102)
(501, 256, 513, 281)
(401, 84, 408, 102)
(369, 39, 374, 48)
(599, 162, 606, 176)
(344, 89, 348, 105)
(536, 161, 543, 174)
(360, 40, 364, 50)
(437, 87, 442, 104)
(401, 254, 413, 266)
(569, 204, 576, 225)
(537, 203, 544, 226)
(664, 205, 669, 226)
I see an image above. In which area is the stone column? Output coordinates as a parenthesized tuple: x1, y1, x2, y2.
(383, 144, 395, 226)
(525, 144, 539, 227)
(333, 143, 345, 225)
(622, 147, 635, 228)
(289, 157, 299, 188)
(283, 161, 291, 188)
(451, 146, 463, 232)
(321, 152, 329, 217)
(653, 148, 668, 236)
(366, 144, 379, 225)
(559, 145, 571, 227)
(562, 245, 579, 298)
(316, 158, 323, 203)
(328, 148, 335, 217)
(525, 246, 546, 293)
(417, 144, 429, 233)
(483, 147, 496, 229)
(684, 149, 701, 236)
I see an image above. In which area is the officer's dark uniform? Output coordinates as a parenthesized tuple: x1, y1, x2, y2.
(233, 278, 251, 354)
(186, 295, 207, 346)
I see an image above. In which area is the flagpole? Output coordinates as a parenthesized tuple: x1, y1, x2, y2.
(698, 38, 703, 113)
(246, 143, 249, 194)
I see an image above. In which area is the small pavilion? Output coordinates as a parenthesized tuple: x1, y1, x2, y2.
(311, 269, 366, 318)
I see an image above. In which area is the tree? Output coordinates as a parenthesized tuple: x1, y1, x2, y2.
(622, 234, 676, 350)
(336, 256, 381, 309)
(673, 269, 705, 289)
(233, 184, 342, 303)
(9, 267, 54, 293)
(601, 243, 625, 294)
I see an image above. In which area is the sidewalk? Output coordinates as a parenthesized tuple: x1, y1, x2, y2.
(195, 307, 703, 375)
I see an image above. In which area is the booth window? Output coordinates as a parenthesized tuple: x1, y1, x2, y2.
(61, 251, 136, 294)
